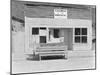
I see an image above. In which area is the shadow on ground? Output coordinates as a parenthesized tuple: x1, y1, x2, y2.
(26, 54, 39, 61)
(26, 54, 65, 61)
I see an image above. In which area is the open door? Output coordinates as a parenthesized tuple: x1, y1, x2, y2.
(63, 28, 73, 50)
(68, 28, 73, 50)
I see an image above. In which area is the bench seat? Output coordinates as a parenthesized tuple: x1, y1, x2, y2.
(35, 45, 68, 60)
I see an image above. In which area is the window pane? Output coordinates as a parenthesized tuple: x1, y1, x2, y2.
(82, 28, 87, 35)
(75, 28, 80, 35)
(32, 28, 39, 35)
(40, 36, 46, 43)
(82, 36, 87, 43)
(54, 29, 59, 38)
(75, 36, 80, 43)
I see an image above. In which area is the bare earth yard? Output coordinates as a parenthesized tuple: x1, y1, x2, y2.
(12, 56, 95, 74)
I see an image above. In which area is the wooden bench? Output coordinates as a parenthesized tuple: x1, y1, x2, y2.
(35, 46, 68, 60)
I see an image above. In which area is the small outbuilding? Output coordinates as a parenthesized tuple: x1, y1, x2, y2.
(24, 2, 93, 59)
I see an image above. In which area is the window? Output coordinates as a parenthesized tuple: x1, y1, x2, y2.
(32, 28, 39, 35)
(40, 36, 46, 43)
(74, 28, 87, 43)
(82, 36, 87, 43)
(53, 29, 59, 38)
(75, 36, 80, 43)
(82, 28, 87, 35)
(40, 27, 46, 30)
(75, 28, 80, 35)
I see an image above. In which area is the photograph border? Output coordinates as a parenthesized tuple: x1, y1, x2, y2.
(10, 0, 96, 74)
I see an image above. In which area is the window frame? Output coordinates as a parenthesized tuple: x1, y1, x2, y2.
(53, 29, 60, 38)
(74, 28, 88, 44)
(32, 27, 39, 35)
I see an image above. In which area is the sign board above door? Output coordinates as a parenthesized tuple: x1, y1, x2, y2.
(54, 9, 67, 19)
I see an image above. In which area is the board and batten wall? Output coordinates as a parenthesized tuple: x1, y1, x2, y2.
(24, 5, 92, 20)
